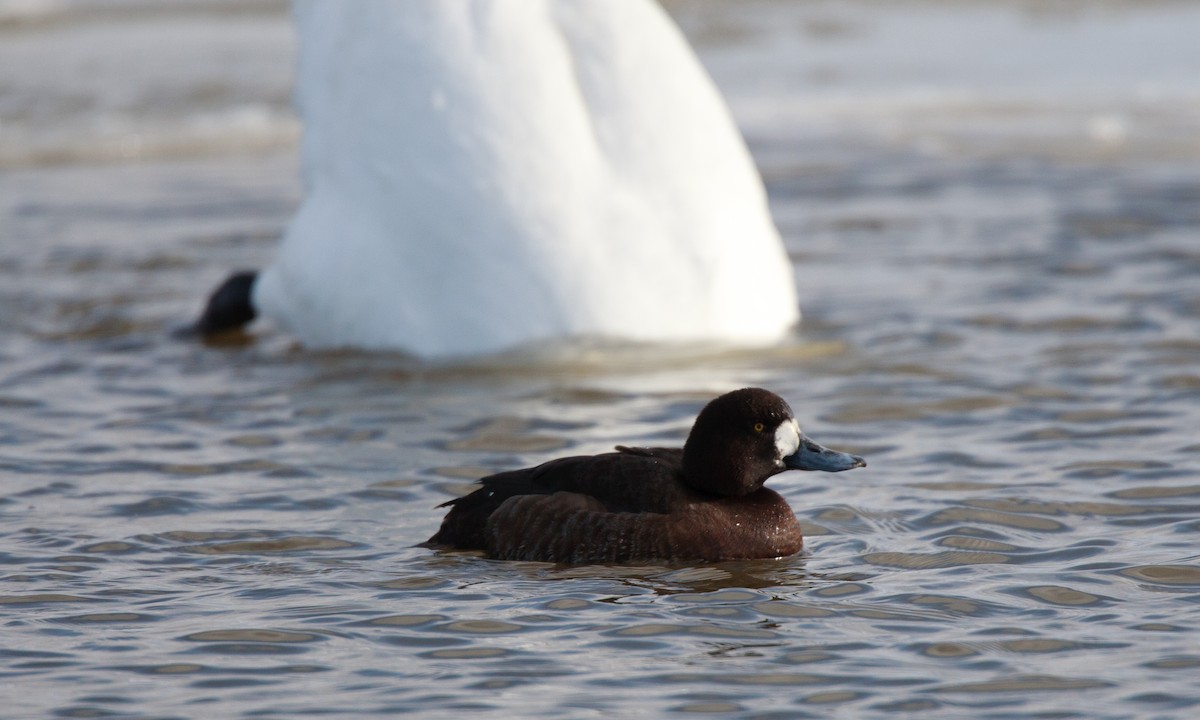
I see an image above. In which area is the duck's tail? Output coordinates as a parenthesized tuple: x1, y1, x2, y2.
(176, 270, 259, 339)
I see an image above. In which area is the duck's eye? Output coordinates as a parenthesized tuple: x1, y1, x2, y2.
(753, 422, 765, 433)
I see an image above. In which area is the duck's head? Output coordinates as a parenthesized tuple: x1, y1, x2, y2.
(681, 387, 866, 497)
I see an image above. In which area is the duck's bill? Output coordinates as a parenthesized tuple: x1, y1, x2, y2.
(784, 435, 866, 472)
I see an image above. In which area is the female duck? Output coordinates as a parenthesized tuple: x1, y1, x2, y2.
(425, 388, 865, 563)
(191, 1, 798, 358)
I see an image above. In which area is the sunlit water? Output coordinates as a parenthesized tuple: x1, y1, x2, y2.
(3, 2, 1200, 718)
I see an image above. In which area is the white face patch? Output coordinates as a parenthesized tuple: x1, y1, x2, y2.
(774, 418, 801, 460)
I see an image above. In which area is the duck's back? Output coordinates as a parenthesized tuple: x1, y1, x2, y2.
(257, 0, 798, 357)
(428, 446, 686, 547)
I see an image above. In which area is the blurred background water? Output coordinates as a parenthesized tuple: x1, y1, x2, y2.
(2, 1, 1200, 718)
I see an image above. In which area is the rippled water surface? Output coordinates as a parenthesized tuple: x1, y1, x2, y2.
(3, 2, 1200, 718)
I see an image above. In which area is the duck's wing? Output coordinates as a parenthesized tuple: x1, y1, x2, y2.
(424, 447, 684, 551)
(524, 446, 685, 512)
(483, 492, 674, 563)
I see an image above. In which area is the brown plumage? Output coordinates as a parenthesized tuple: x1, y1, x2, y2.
(424, 388, 865, 563)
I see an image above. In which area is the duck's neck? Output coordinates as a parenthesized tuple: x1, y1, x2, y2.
(681, 440, 767, 497)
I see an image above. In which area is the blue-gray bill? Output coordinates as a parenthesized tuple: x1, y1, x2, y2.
(784, 436, 866, 472)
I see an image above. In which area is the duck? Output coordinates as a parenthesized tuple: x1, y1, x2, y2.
(189, 0, 799, 358)
(424, 388, 865, 563)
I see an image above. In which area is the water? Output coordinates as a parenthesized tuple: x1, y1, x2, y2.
(3, 1, 1200, 718)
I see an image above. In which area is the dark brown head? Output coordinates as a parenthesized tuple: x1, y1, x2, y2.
(680, 387, 865, 497)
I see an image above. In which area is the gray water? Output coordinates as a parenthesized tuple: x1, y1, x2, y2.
(3, 2, 1200, 718)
